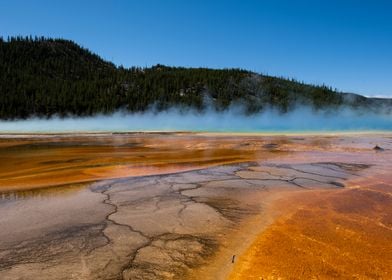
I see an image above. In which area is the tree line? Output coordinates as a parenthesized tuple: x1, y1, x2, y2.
(0, 36, 380, 120)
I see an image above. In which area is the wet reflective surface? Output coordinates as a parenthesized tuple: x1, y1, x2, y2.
(0, 133, 289, 192)
(230, 149, 392, 280)
(0, 133, 391, 279)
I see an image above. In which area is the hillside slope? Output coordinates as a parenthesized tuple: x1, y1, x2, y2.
(0, 36, 390, 119)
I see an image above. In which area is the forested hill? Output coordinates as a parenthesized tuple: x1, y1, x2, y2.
(0, 36, 390, 119)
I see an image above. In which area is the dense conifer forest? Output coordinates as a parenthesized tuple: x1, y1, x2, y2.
(0, 36, 390, 119)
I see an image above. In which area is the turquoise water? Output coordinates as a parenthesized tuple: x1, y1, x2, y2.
(0, 109, 391, 133)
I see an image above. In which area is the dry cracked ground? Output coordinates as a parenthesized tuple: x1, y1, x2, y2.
(0, 134, 391, 279)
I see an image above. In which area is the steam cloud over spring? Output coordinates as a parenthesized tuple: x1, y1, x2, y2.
(1, 107, 391, 133)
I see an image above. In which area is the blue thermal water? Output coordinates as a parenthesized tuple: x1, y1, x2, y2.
(0, 108, 391, 133)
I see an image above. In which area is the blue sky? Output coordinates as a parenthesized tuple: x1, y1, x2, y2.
(1, 0, 391, 97)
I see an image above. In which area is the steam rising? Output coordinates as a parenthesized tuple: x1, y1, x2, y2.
(0, 107, 391, 133)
